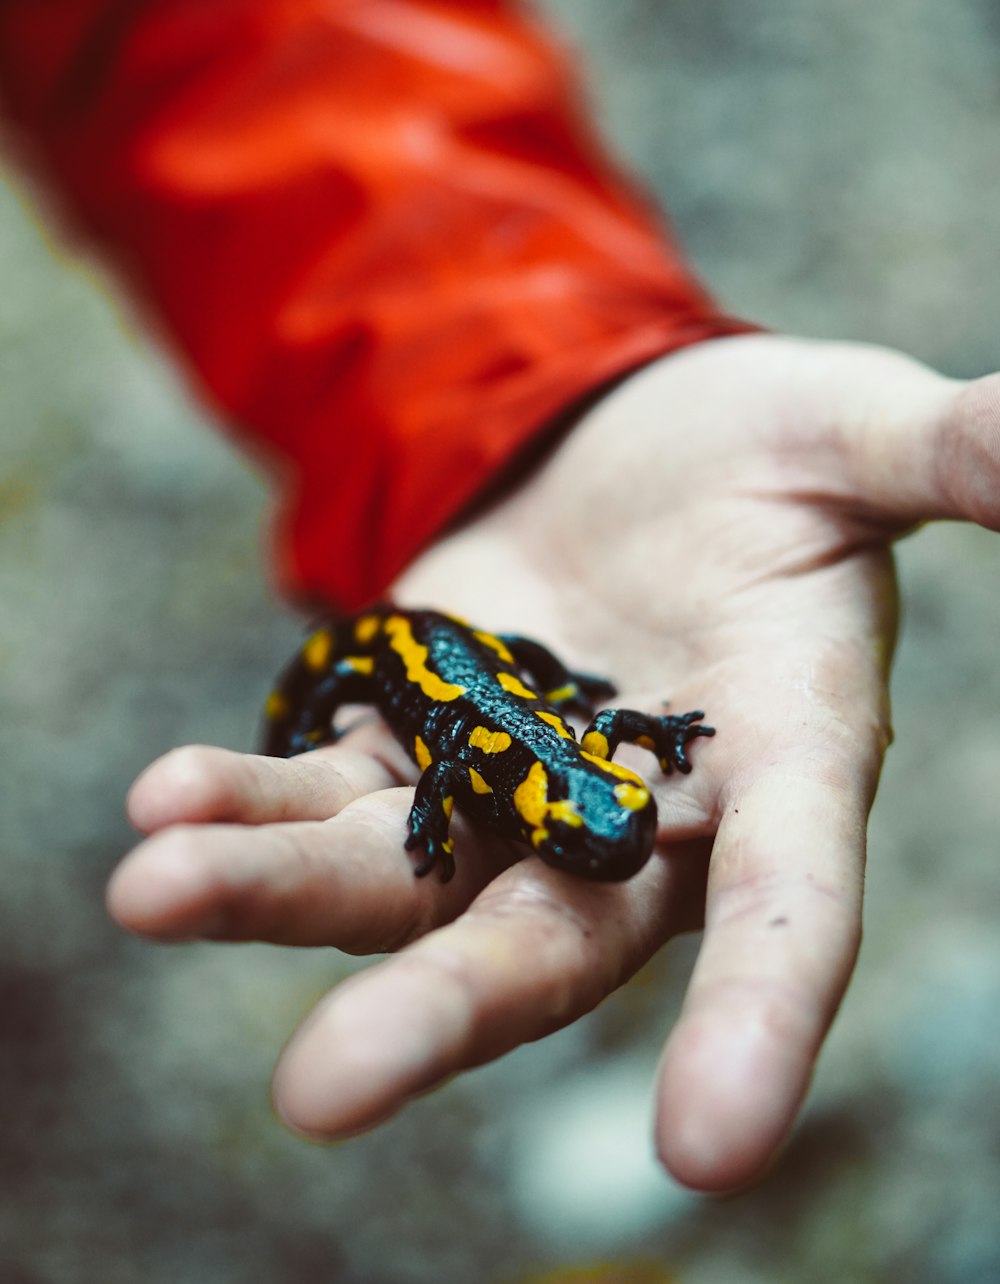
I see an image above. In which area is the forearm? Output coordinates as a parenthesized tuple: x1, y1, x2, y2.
(0, 0, 751, 607)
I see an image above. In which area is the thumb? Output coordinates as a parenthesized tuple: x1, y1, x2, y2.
(923, 372, 1000, 529)
(826, 345, 1000, 529)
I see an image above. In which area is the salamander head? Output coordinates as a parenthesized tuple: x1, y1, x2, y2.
(530, 766, 659, 882)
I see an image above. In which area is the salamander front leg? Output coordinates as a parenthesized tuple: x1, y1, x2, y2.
(405, 761, 467, 882)
(498, 635, 616, 716)
(581, 708, 715, 775)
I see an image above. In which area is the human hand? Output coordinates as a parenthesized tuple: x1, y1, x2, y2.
(107, 333, 1000, 1190)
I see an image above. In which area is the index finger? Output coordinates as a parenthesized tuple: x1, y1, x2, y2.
(654, 757, 870, 1191)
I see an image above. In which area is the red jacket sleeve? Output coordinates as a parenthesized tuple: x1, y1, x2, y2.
(0, 0, 752, 609)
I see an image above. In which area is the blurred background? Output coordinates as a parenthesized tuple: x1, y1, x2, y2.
(3, 1, 1000, 1281)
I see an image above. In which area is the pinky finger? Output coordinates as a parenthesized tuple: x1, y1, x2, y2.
(126, 742, 404, 833)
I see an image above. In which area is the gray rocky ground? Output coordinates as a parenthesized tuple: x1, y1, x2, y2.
(3, 2, 1000, 1281)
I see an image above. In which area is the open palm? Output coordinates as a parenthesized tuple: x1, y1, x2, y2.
(109, 333, 999, 1190)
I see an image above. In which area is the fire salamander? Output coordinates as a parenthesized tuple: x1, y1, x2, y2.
(261, 608, 714, 883)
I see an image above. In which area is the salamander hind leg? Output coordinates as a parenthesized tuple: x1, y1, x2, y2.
(497, 635, 616, 716)
(404, 761, 466, 883)
(261, 622, 377, 757)
(582, 708, 715, 776)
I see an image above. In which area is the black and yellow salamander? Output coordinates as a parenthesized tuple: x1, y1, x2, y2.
(262, 608, 714, 883)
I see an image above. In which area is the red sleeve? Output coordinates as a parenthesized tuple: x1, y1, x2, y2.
(0, 0, 752, 609)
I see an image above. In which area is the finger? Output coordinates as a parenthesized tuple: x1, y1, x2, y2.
(127, 740, 406, 834)
(272, 842, 709, 1139)
(108, 789, 511, 948)
(927, 371, 1000, 528)
(653, 762, 869, 1192)
(811, 344, 1000, 527)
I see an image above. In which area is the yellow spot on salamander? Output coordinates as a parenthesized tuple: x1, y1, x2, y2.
(513, 761, 582, 847)
(497, 671, 537, 701)
(384, 615, 465, 702)
(535, 710, 573, 738)
(473, 630, 515, 664)
(303, 628, 334, 672)
(265, 691, 289, 720)
(469, 768, 493, 795)
(635, 735, 656, 751)
(581, 730, 610, 759)
(344, 655, 374, 675)
(549, 800, 583, 828)
(581, 751, 645, 786)
(443, 795, 454, 819)
(545, 683, 577, 704)
(354, 614, 381, 645)
(414, 735, 432, 771)
(469, 726, 512, 754)
(514, 762, 550, 830)
(615, 782, 651, 811)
